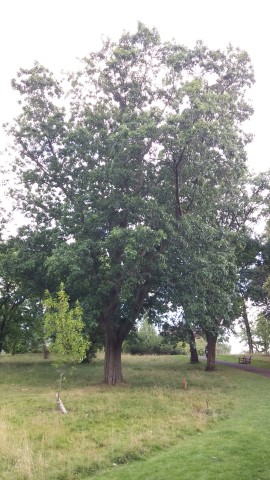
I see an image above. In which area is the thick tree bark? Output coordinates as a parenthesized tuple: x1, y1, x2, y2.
(188, 329, 199, 363)
(101, 280, 146, 385)
(205, 332, 217, 371)
(104, 330, 124, 385)
(242, 300, 254, 354)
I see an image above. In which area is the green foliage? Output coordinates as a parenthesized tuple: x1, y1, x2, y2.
(263, 270, 270, 299)
(194, 337, 207, 356)
(254, 313, 270, 354)
(0, 230, 61, 354)
(216, 341, 231, 355)
(122, 320, 162, 355)
(7, 23, 261, 378)
(123, 317, 186, 355)
(2, 302, 44, 355)
(0, 239, 29, 353)
(43, 283, 89, 365)
(169, 221, 240, 336)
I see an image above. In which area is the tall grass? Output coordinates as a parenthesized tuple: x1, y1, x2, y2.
(0, 353, 269, 479)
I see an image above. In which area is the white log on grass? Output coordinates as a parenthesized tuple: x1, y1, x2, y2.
(55, 393, 68, 414)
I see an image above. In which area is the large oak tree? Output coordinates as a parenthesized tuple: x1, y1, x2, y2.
(8, 24, 255, 382)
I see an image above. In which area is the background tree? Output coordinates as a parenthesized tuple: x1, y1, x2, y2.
(161, 309, 200, 363)
(0, 239, 27, 352)
(154, 39, 257, 369)
(235, 234, 264, 354)
(162, 215, 243, 370)
(123, 317, 161, 355)
(253, 313, 270, 354)
(238, 229, 270, 348)
(0, 229, 58, 354)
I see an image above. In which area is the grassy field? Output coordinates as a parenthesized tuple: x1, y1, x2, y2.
(0, 353, 269, 480)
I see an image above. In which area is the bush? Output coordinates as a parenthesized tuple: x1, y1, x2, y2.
(122, 318, 189, 355)
(123, 340, 187, 356)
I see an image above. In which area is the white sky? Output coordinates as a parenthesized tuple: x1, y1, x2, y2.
(0, 0, 269, 353)
(0, 0, 269, 174)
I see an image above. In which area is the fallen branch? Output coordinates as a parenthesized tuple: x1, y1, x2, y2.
(55, 393, 67, 414)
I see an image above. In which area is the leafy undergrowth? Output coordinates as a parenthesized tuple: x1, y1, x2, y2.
(0, 354, 268, 479)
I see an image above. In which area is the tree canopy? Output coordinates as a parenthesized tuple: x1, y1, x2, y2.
(6, 23, 262, 381)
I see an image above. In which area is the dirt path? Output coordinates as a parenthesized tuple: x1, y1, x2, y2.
(215, 359, 270, 378)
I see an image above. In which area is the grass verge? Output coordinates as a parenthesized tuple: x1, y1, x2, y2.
(0, 353, 269, 479)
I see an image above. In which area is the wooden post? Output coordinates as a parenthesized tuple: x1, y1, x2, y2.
(55, 393, 67, 414)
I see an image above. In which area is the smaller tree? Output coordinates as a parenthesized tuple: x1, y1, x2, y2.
(160, 311, 200, 363)
(216, 341, 231, 355)
(43, 283, 89, 413)
(254, 313, 270, 354)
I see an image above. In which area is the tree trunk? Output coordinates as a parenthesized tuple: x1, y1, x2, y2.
(188, 329, 199, 363)
(104, 330, 124, 385)
(242, 300, 254, 354)
(205, 333, 217, 371)
(11, 341, 17, 355)
(0, 320, 6, 353)
(43, 345, 49, 359)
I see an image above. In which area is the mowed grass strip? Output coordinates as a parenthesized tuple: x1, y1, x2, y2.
(93, 365, 270, 480)
(0, 353, 267, 479)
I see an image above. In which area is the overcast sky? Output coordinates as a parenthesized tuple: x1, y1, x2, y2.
(0, 0, 269, 173)
(1, 0, 269, 221)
